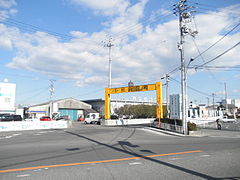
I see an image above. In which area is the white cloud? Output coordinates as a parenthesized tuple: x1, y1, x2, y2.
(68, 0, 130, 16)
(0, 0, 17, 21)
(0, 0, 16, 8)
(0, 24, 19, 49)
(107, 0, 148, 38)
(2, 3, 240, 88)
(232, 89, 240, 94)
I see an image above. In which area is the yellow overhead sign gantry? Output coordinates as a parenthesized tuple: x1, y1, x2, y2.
(105, 82, 163, 120)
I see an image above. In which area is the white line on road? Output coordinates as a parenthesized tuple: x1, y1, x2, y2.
(5, 136, 13, 138)
(39, 131, 47, 134)
(17, 174, 31, 177)
(129, 162, 142, 165)
(200, 155, 210, 157)
(169, 158, 182, 161)
(12, 133, 21, 136)
(33, 169, 42, 172)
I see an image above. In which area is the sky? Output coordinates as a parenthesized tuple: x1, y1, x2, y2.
(0, 0, 239, 106)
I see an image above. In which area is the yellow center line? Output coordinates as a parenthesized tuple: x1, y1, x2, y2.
(0, 150, 203, 173)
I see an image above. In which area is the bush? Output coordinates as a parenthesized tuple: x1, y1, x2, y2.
(160, 118, 182, 126)
(188, 122, 197, 131)
(159, 118, 197, 131)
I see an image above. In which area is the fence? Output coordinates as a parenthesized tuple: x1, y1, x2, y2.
(153, 122, 182, 133)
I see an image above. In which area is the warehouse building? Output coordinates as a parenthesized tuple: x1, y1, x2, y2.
(27, 98, 92, 120)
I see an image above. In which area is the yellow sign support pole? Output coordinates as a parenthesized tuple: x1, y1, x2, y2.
(104, 82, 162, 120)
(155, 82, 163, 123)
(105, 88, 110, 119)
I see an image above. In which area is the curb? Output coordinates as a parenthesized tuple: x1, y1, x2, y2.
(143, 127, 186, 137)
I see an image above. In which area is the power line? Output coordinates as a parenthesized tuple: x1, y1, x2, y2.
(191, 38, 222, 84)
(193, 65, 240, 71)
(2, 18, 73, 40)
(113, 13, 174, 41)
(193, 22, 240, 60)
(194, 41, 240, 68)
(169, 77, 212, 97)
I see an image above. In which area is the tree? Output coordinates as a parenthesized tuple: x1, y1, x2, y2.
(114, 104, 156, 118)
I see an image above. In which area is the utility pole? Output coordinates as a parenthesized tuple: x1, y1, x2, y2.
(49, 79, 56, 119)
(212, 93, 215, 117)
(174, 0, 196, 135)
(165, 74, 170, 118)
(104, 37, 114, 88)
(224, 82, 228, 114)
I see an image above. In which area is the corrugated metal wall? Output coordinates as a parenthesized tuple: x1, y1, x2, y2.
(59, 109, 78, 120)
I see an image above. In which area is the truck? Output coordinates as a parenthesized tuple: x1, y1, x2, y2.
(84, 113, 100, 124)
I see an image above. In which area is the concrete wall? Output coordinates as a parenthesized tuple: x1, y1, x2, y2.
(0, 121, 72, 132)
(102, 118, 155, 126)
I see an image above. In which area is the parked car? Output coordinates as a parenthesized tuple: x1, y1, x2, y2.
(218, 116, 236, 123)
(25, 117, 40, 121)
(78, 116, 84, 121)
(84, 113, 100, 124)
(40, 116, 52, 121)
(0, 114, 10, 121)
(0, 114, 22, 121)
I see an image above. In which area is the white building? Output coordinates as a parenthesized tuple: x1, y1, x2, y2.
(0, 81, 16, 114)
(231, 99, 240, 108)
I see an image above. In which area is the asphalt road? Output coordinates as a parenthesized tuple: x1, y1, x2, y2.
(0, 122, 240, 180)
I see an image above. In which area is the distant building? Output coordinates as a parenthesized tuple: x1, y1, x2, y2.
(221, 99, 239, 115)
(27, 98, 92, 120)
(231, 99, 240, 108)
(83, 99, 156, 117)
(0, 81, 16, 114)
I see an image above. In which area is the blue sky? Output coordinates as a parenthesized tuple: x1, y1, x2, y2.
(0, 0, 239, 106)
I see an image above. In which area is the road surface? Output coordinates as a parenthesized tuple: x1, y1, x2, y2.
(0, 123, 240, 180)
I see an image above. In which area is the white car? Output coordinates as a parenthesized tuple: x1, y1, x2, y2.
(84, 113, 100, 124)
(219, 116, 237, 123)
(24, 117, 40, 121)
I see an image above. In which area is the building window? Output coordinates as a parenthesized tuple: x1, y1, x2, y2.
(5, 98, 11, 103)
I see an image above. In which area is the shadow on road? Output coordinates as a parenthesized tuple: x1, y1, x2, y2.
(64, 130, 222, 180)
(1, 127, 238, 180)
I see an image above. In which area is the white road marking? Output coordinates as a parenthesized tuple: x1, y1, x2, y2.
(5, 136, 12, 138)
(34, 134, 41, 136)
(200, 155, 210, 157)
(12, 133, 21, 136)
(33, 169, 42, 172)
(17, 174, 31, 177)
(169, 158, 182, 161)
(129, 162, 142, 165)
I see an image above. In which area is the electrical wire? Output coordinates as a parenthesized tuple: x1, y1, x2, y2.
(191, 38, 222, 84)
(193, 65, 240, 71)
(2, 18, 73, 41)
(113, 14, 174, 41)
(20, 87, 49, 103)
(193, 22, 240, 60)
(195, 41, 240, 69)
(169, 77, 213, 97)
